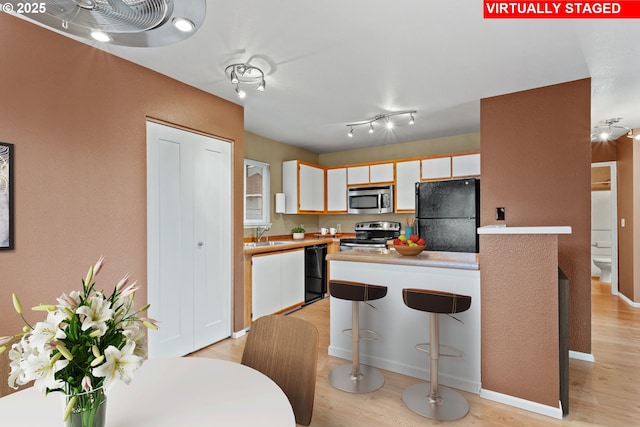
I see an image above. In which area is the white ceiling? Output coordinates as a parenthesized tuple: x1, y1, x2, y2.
(18, 1, 640, 153)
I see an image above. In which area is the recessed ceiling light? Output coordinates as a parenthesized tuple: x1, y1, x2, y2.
(90, 30, 111, 42)
(172, 17, 195, 33)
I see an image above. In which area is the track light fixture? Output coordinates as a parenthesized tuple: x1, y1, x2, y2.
(225, 63, 266, 98)
(346, 110, 417, 137)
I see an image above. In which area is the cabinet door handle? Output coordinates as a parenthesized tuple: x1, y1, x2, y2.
(198, 241, 204, 247)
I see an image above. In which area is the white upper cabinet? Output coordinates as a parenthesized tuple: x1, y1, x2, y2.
(282, 160, 325, 213)
(348, 162, 394, 185)
(281, 153, 479, 215)
(299, 163, 325, 211)
(422, 157, 451, 180)
(395, 160, 420, 211)
(370, 163, 394, 183)
(347, 165, 369, 185)
(326, 167, 347, 212)
(452, 153, 481, 177)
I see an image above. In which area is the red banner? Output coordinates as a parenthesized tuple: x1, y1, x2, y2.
(484, 1, 640, 18)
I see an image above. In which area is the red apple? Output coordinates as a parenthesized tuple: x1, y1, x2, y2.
(409, 234, 419, 243)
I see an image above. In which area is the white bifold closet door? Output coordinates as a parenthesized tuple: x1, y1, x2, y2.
(146, 121, 231, 358)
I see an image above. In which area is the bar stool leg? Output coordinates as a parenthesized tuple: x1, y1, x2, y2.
(328, 301, 385, 393)
(402, 313, 469, 420)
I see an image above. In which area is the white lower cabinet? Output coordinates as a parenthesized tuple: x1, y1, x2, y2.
(252, 249, 305, 320)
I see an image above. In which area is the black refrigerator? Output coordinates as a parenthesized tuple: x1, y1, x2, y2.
(415, 178, 480, 253)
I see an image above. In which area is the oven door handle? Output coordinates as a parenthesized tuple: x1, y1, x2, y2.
(341, 242, 386, 249)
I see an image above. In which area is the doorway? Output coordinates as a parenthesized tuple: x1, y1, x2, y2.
(591, 161, 618, 295)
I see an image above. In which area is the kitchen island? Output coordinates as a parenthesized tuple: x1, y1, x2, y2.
(326, 249, 480, 394)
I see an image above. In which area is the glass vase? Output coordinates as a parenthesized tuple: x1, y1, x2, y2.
(62, 387, 107, 427)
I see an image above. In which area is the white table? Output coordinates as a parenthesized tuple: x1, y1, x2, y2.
(0, 357, 295, 426)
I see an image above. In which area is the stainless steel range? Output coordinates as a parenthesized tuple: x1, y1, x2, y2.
(339, 221, 401, 251)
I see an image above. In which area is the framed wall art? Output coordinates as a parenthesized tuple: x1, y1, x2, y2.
(0, 142, 14, 250)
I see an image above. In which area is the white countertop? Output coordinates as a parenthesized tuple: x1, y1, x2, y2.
(327, 248, 479, 270)
(477, 225, 572, 235)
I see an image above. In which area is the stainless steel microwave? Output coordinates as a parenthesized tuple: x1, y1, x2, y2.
(347, 185, 394, 214)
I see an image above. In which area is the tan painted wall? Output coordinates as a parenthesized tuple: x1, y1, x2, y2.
(319, 132, 480, 166)
(480, 78, 592, 363)
(0, 14, 244, 397)
(244, 132, 320, 237)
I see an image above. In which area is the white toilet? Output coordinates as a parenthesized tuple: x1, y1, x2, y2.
(593, 256, 612, 283)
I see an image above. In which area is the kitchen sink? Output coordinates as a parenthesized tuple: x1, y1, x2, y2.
(244, 241, 291, 248)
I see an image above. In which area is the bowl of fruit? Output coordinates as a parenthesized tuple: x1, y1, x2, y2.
(390, 234, 426, 256)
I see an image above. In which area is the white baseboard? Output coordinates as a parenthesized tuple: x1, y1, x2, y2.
(479, 389, 563, 419)
(569, 350, 595, 362)
(618, 292, 640, 308)
(231, 328, 247, 339)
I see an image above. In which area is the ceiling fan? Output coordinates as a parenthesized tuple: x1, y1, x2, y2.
(19, 0, 206, 47)
(590, 118, 630, 142)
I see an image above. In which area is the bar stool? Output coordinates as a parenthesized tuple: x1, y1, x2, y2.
(401, 288, 472, 421)
(328, 280, 387, 393)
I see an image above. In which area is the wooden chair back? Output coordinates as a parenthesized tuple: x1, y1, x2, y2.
(241, 315, 319, 426)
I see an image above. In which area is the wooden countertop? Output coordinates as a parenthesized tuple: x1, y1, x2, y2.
(243, 236, 339, 255)
(327, 248, 479, 270)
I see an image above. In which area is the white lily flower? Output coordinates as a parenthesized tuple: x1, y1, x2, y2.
(6, 258, 157, 397)
(29, 310, 68, 350)
(8, 339, 30, 389)
(23, 346, 69, 392)
(123, 323, 147, 359)
(76, 293, 113, 336)
(92, 341, 142, 389)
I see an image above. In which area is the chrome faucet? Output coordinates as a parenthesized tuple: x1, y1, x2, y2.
(256, 225, 271, 242)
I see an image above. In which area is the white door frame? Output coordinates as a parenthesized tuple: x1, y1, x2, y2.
(592, 161, 618, 295)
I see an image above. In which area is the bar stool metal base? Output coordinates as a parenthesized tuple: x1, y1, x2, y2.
(328, 364, 385, 393)
(402, 382, 469, 421)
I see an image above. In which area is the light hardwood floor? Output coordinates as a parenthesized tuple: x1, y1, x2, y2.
(191, 280, 640, 426)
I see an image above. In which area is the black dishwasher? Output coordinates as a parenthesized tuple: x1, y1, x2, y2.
(304, 244, 327, 304)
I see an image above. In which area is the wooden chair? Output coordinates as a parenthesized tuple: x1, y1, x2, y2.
(241, 315, 319, 426)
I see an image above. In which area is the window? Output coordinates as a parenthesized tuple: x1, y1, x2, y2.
(244, 159, 270, 227)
